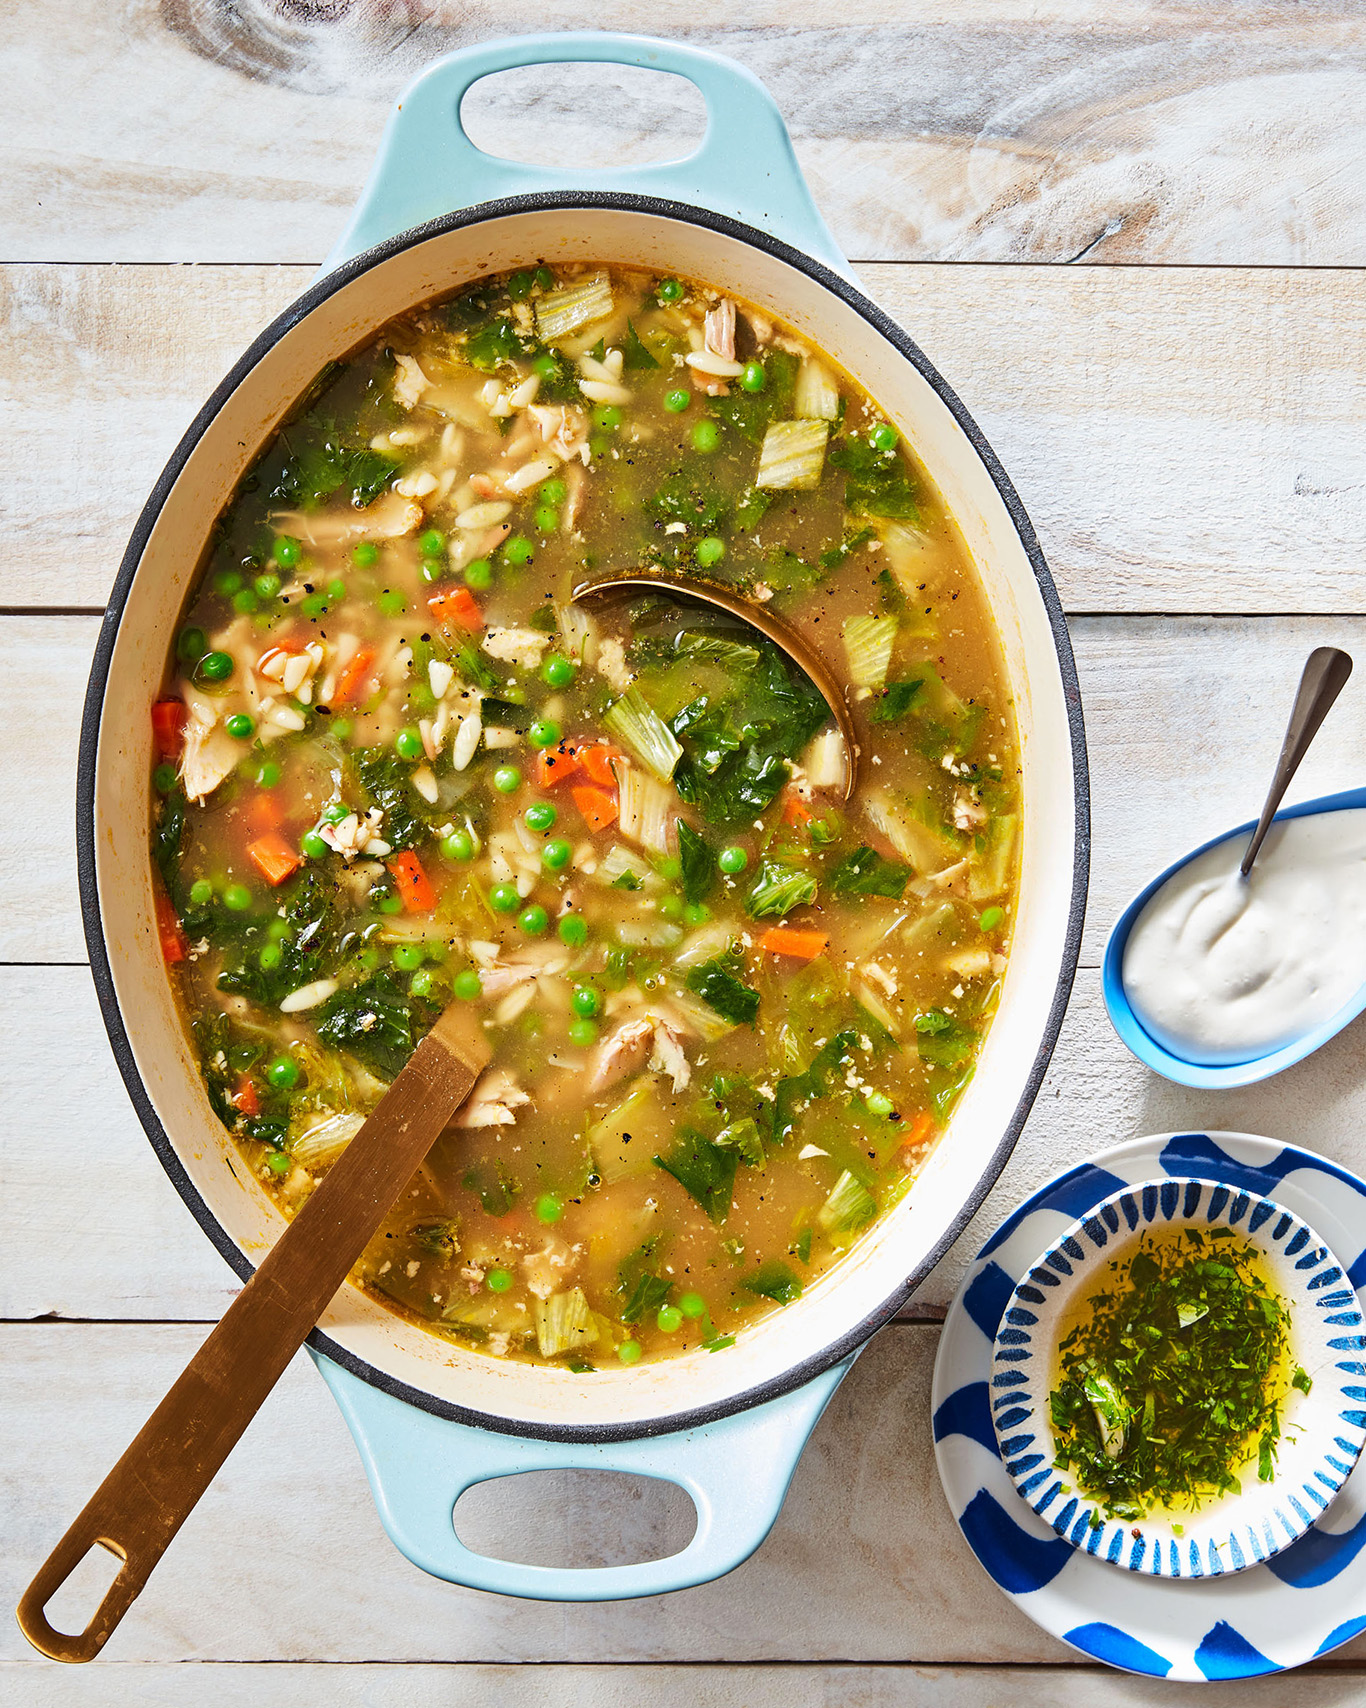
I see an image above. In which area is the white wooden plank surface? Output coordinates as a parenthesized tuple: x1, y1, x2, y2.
(5, 263, 1365, 615)
(3, 1663, 1363, 1708)
(7, 3, 1366, 266)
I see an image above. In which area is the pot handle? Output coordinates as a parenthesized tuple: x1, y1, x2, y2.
(312, 1350, 853, 1600)
(325, 32, 849, 279)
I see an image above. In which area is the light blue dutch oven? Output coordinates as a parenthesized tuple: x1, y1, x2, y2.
(78, 33, 1089, 1603)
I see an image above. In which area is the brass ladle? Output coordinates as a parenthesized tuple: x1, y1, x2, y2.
(572, 570, 860, 800)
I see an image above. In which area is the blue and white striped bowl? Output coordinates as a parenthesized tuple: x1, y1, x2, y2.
(992, 1176, 1366, 1579)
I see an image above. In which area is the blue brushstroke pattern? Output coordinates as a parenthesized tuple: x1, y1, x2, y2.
(1267, 1508, 1366, 1587)
(1315, 1616, 1366, 1657)
(958, 1488, 1074, 1593)
(1194, 1620, 1276, 1680)
(1065, 1622, 1172, 1677)
(979, 1162, 1129, 1257)
(962, 1261, 1017, 1342)
(931, 1380, 998, 1455)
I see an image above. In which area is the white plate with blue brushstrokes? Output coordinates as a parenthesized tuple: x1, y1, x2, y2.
(992, 1176, 1366, 1577)
(933, 1132, 1366, 1681)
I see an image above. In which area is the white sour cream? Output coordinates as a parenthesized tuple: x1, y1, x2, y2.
(1122, 808, 1366, 1065)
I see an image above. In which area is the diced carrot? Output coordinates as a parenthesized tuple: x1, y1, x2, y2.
(248, 830, 303, 887)
(902, 1110, 937, 1158)
(244, 791, 282, 833)
(573, 742, 621, 788)
(534, 744, 582, 788)
(231, 1075, 260, 1117)
(571, 785, 619, 832)
(758, 927, 829, 961)
(155, 889, 187, 964)
(331, 645, 377, 707)
(428, 586, 484, 632)
(781, 790, 814, 829)
(151, 698, 186, 760)
(389, 849, 437, 913)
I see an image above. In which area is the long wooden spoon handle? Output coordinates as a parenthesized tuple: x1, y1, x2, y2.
(17, 1015, 487, 1663)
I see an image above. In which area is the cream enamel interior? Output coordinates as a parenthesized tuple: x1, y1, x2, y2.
(93, 207, 1080, 1432)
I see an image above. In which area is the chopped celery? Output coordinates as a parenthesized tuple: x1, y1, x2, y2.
(588, 1084, 671, 1184)
(756, 419, 830, 490)
(970, 813, 1018, 901)
(865, 789, 961, 876)
(816, 1169, 878, 1234)
(615, 763, 676, 853)
(598, 842, 657, 889)
(747, 861, 818, 920)
(604, 687, 683, 780)
(534, 275, 614, 343)
(793, 358, 841, 421)
(534, 1287, 601, 1357)
(842, 614, 898, 689)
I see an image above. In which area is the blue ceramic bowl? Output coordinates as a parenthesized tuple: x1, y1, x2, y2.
(1103, 787, 1366, 1088)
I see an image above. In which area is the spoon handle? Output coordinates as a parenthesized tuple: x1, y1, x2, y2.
(17, 1007, 489, 1663)
(1241, 646, 1354, 876)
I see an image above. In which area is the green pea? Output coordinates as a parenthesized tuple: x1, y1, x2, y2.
(679, 1291, 707, 1320)
(273, 535, 302, 569)
(330, 717, 353, 741)
(300, 592, 329, 619)
(695, 536, 725, 568)
(656, 856, 682, 881)
(691, 420, 721, 454)
(525, 801, 558, 833)
(542, 838, 572, 873)
(213, 570, 243, 597)
(379, 895, 403, 915)
(254, 572, 281, 601)
(593, 404, 622, 430)
(682, 902, 711, 927)
(535, 1192, 563, 1224)
(419, 558, 444, 585)
(541, 652, 576, 688)
(225, 712, 255, 740)
(453, 968, 483, 1001)
(486, 1267, 513, 1293)
(352, 541, 379, 569)
(865, 1090, 895, 1117)
(657, 894, 682, 920)
(740, 361, 766, 393)
(465, 558, 493, 590)
(410, 968, 440, 999)
(176, 625, 207, 663)
(528, 718, 561, 749)
(197, 650, 234, 683)
(392, 942, 425, 972)
(718, 845, 748, 875)
(153, 762, 177, 794)
(656, 1305, 683, 1333)
(256, 760, 281, 788)
(617, 1339, 643, 1364)
(534, 266, 554, 290)
(568, 1017, 599, 1049)
(558, 914, 588, 948)
(231, 588, 259, 615)
(869, 422, 899, 452)
(188, 878, 214, 907)
(321, 802, 350, 825)
(266, 1150, 292, 1176)
(539, 477, 568, 505)
(259, 942, 282, 971)
(664, 387, 691, 413)
(327, 578, 347, 601)
(357, 946, 381, 971)
(377, 590, 408, 617)
(222, 884, 252, 913)
(503, 535, 534, 566)
(418, 528, 446, 557)
(267, 919, 291, 942)
(571, 984, 601, 1019)
(301, 829, 328, 860)
(588, 431, 612, 459)
(266, 1055, 300, 1091)
(441, 829, 474, 862)
(395, 727, 424, 761)
(518, 904, 549, 935)
(532, 352, 559, 378)
(656, 278, 684, 303)
(426, 940, 449, 964)
(532, 506, 558, 535)
(494, 765, 522, 794)
(489, 883, 520, 914)
(979, 905, 1004, 932)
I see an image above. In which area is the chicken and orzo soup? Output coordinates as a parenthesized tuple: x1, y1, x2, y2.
(149, 263, 1020, 1368)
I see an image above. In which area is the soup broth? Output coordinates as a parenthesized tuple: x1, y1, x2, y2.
(149, 263, 1020, 1368)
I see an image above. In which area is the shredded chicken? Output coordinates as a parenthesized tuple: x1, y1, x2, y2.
(178, 702, 238, 803)
(520, 1238, 574, 1300)
(275, 488, 420, 546)
(455, 1067, 531, 1129)
(589, 1012, 693, 1095)
(392, 353, 430, 410)
(594, 636, 634, 694)
(704, 299, 736, 362)
(528, 402, 591, 464)
(319, 807, 387, 862)
(482, 627, 551, 670)
(952, 790, 988, 831)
